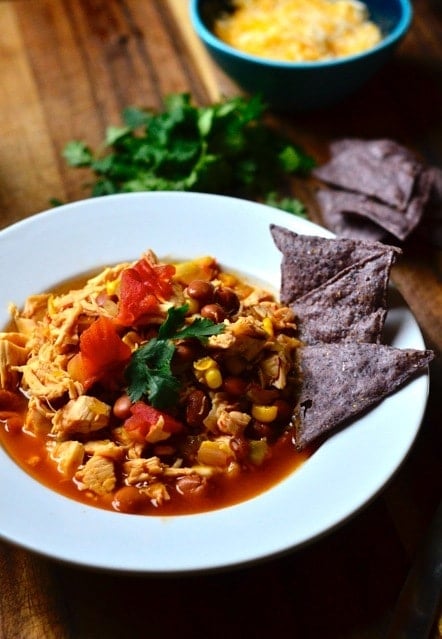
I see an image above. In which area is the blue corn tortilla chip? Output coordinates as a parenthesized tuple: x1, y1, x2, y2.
(270, 225, 400, 305)
(313, 139, 421, 211)
(316, 188, 391, 243)
(292, 251, 397, 344)
(316, 172, 432, 242)
(272, 227, 433, 449)
(293, 343, 434, 449)
(328, 138, 418, 163)
(313, 138, 434, 242)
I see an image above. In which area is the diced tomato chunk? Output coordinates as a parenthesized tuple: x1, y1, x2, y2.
(68, 316, 131, 389)
(116, 257, 175, 326)
(123, 402, 183, 443)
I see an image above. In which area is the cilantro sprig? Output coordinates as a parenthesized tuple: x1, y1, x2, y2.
(125, 304, 225, 409)
(62, 93, 314, 213)
(264, 191, 308, 218)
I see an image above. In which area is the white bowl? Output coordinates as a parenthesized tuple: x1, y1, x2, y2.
(0, 192, 429, 574)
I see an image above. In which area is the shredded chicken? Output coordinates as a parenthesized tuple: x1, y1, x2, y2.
(51, 396, 111, 440)
(50, 440, 85, 478)
(23, 396, 53, 436)
(139, 482, 170, 506)
(0, 332, 29, 389)
(75, 454, 117, 495)
(83, 439, 124, 461)
(123, 456, 165, 484)
(0, 251, 301, 514)
(217, 409, 251, 435)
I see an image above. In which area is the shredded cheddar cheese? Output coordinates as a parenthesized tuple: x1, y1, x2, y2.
(213, 0, 382, 62)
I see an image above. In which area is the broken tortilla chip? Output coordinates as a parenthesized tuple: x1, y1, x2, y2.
(316, 188, 391, 243)
(313, 140, 421, 210)
(293, 343, 434, 449)
(316, 174, 431, 242)
(313, 138, 435, 242)
(328, 138, 419, 163)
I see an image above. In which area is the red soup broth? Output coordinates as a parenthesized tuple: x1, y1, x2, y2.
(0, 264, 312, 516)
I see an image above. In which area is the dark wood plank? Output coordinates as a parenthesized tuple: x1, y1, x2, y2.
(0, 546, 70, 639)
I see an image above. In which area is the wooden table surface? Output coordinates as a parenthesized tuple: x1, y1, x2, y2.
(0, 1, 441, 637)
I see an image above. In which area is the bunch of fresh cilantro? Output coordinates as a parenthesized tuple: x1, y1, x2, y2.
(62, 93, 314, 215)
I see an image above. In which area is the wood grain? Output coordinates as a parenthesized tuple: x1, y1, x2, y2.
(0, 546, 69, 639)
(0, 1, 440, 638)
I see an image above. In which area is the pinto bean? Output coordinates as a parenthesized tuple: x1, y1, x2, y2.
(224, 354, 248, 375)
(274, 399, 293, 424)
(186, 280, 214, 304)
(176, 475, 209, 499)
(214, 287, 240, 315)
(112, 486, 149, 513)
(186, 389, 210, 428)
(113, 394, 132, 420)
(200, 303, 227, 323)
(230, 436, 249, 461)
(172, 340, 201, 372)
(247, 420, 273, 439)
(180, 434, 204, 464)
(246, 385, 279, 405)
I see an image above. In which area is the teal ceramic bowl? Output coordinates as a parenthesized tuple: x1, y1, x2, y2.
(190, 0, 412, 111)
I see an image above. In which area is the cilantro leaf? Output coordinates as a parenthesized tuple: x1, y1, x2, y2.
(158, 304, 225, 342)
(122, 105, 152, 129)
(175, 316, 225, 342)
(125, 338, 179, 407)
(279, 145, 316, 174)
(63, 141, 93, 167)
(158, 305, 189, 339)
(264, 192, 307, 218)
(144, 369, 181, 409)
(125, 305, 225, 408)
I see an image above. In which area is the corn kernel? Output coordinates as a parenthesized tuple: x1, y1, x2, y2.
(173, 256, 218, 285)
(122, 331, 141, 349)
(262, 317, 274, 337)
(251, 404, 278, 423)
(197, 439, 231, 467)
(184, 296, 200, 315)
(204, 368, 223, 389)
(194, 356, 217, 371)
(106, 279, 119, 296)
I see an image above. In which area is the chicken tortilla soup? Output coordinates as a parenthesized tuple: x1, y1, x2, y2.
(0, 250, 309, 515)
